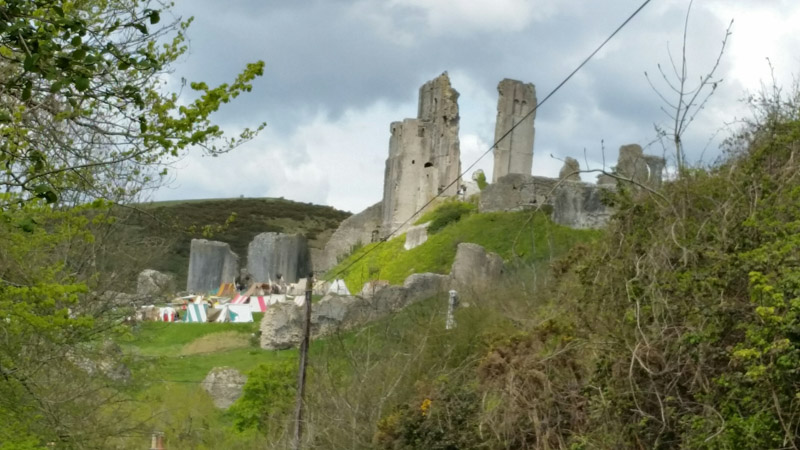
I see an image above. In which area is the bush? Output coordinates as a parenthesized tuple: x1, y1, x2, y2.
(415, 201, 476, 233)
(228, 361, 297, 436)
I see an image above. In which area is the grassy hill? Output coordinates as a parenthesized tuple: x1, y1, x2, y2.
(330, 202, 601, 293)
(111, 197, 350, 289)
(113, 204, 600, 448)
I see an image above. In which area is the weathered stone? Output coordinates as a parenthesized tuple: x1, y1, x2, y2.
(551, 180, 613, 229)
(493, 79, 536, 182)
(319, 201, 383, 274)
(308, 247, 325, 274)
(360, 280, 390, 298)
(260, 302, 304, 350)
(136, 269, 174, 297)
(615, 144, 665, 189)
(201, 367, 247, 409)
(247, 232, 310, 284)
(187, 239, 238, 293)
(260, 272, 448, 350)
(479, 174, 614, 229)
(404, 222, 429, 250)
(382, 72, 461, 236)
(450, 243, 504, 292)
(559, 157, 581, 181)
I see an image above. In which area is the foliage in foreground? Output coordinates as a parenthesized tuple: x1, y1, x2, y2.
(0, 0, 263, 447)
(304, 94, 800, 449)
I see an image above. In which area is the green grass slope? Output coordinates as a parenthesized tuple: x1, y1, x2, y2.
(331, 205, 601, 293)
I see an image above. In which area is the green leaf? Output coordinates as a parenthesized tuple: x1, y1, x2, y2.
(149, 10, 160, 25)
(18, 217, 37, 233)
(33, 184, 57, 204)
(22, 80, 32, 100)
(23, 54, 39, 72)
(74, 76, 90, 91)
(131, 22, 148, 34)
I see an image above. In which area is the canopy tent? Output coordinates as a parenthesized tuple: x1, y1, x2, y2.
(227, 304, 253, 323)
(248, 296, 268, 312)
(328, 279, 350, 296)
(216, 282, 236, 297)
(209, 304, 254, 323)
(232, 294, 287, 312)
(158, 306, 177, 322)
(184, 303, 208, 322)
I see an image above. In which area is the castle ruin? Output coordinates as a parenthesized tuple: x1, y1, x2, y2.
(381, 72, 461, 235)
(318, 72, 665, 274)
(492, 79, 536, 182)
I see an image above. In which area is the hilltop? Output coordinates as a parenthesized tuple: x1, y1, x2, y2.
(111, 197, 350, 289)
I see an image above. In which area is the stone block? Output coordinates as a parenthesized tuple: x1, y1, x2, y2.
(404, 222, 429, 250)
(450, 243, 504, 293)
(136, 269, 174, 297)
(186, 239, 238, 293)
(247, 232, 310, 284)
(201, 367, 247, 409)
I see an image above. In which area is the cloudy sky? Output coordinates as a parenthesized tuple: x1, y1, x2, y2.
(152, 0, 800, 213)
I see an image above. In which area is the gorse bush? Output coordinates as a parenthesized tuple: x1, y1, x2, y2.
(313, 87, 800, 449)
(549, 116, 800, 446)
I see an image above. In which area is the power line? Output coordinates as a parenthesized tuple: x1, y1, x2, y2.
(325, 0, 653, 283)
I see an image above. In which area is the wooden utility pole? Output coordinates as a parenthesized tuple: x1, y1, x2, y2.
(292, 273, 313, 450)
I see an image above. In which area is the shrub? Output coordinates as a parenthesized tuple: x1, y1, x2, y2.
(416, 201, 476, 234)
(228, 361, 297, 436)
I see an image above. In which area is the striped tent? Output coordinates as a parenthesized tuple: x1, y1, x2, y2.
(248, 296, 268, 312)
(227, 304, 254, 323)
(184, 303, 208, 322)
(231, 294, 248, 304)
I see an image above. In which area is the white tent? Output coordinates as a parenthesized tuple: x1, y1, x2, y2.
(227, 304, 253, 323)
(328, 279, 350, 296)
(211, 304, 254, 323)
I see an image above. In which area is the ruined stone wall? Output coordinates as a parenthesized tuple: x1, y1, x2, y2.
(186, 239, 239, 293)
(492, 79, 536, 182)
(479, 174, 614, 229)
(615, 144, 665, 189)
(247, 232, 310, 284)
(382, 72, 461, 236)
(318, 201, 383, 274)
(260, 243, 505, 350)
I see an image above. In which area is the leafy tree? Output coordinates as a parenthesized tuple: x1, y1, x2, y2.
(0, 0, 264, 446)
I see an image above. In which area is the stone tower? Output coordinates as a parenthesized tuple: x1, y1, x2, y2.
(492, 79, 536, 182)
(381, 72, 461, 235)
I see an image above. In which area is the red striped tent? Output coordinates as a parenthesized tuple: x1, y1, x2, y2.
(248, 296, 268, 312)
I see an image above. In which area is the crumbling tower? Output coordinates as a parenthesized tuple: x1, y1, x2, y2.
(492, 79, 536, 182)
(598, 144, 665, 189)
(381, 72, 461, 235)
